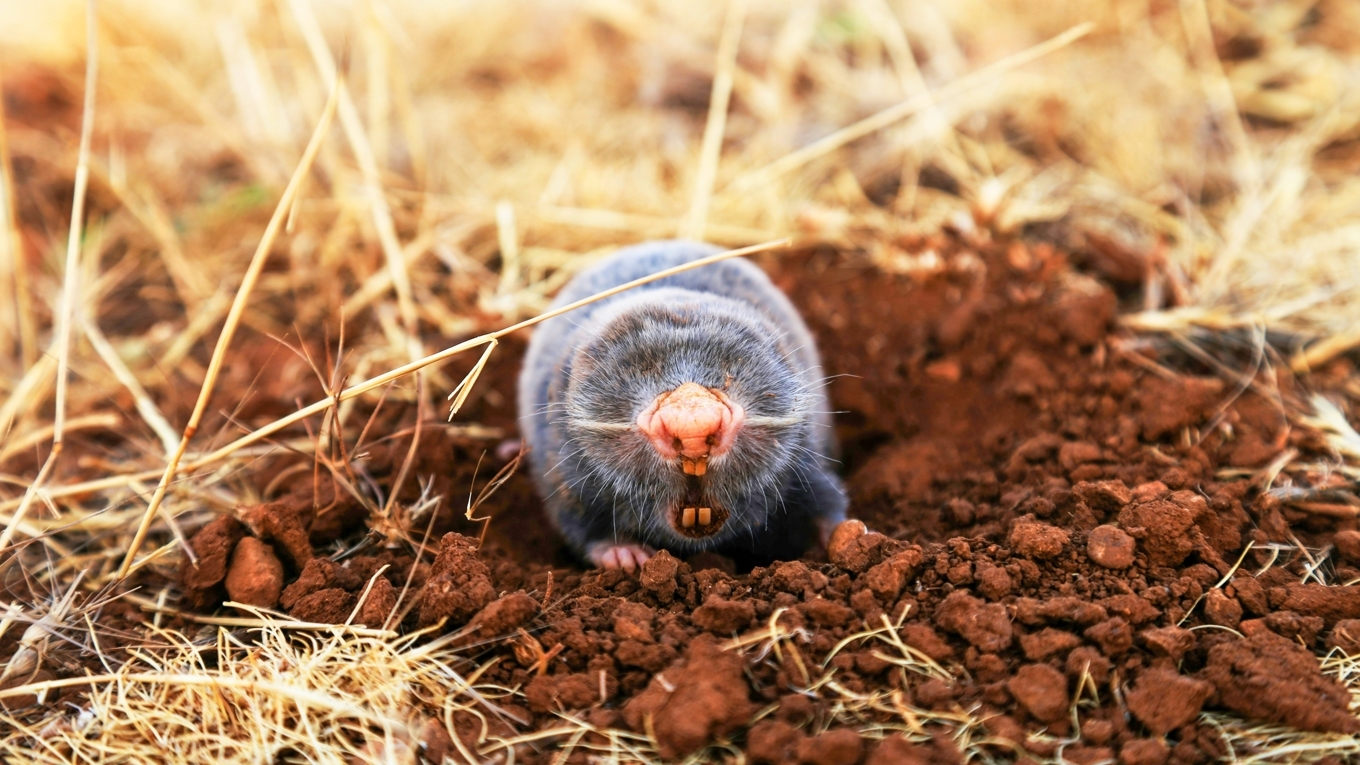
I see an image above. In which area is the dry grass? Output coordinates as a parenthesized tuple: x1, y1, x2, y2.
(1, 0, 1359, 761)
(4, 605, 1350, 763)
(0, 617, 520, 763)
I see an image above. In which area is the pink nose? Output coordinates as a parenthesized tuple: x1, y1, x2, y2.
(636, 383, 744, 475)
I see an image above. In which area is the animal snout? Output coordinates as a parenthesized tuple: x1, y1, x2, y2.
(635, 382, 744, 475)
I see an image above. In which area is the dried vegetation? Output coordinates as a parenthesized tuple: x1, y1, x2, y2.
(0, 0, 1359, 762)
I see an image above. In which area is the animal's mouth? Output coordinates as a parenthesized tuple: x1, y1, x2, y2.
(671, 503, 729, 538)
(668, 476, 727, 538)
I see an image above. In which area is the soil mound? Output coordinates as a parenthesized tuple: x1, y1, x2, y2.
(163, 238, 1360, 760)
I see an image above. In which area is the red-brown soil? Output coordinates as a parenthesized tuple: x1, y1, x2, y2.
(10, 233, 1360, 762)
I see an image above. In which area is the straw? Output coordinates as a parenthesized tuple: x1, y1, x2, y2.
(0, 0, 99, 556)
(114, 82, 341, 579)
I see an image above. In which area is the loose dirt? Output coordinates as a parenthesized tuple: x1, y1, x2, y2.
(14, 233, 1360, 762)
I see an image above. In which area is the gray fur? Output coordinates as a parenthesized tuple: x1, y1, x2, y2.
(517, 240, 846, 564)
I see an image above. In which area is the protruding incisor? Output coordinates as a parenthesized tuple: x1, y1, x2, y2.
(681, 507, 696, 528)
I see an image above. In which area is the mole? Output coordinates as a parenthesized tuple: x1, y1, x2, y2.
(517, 240, 847, 571)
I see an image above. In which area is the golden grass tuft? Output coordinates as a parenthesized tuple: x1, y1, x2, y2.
(2, 605, 1357, 763)
(0, 619, 521, 763)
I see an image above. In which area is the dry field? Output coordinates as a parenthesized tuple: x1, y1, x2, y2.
(1, 0, 1359, 763)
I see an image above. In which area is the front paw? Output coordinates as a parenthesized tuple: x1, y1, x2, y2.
(588, 542, 657, 574)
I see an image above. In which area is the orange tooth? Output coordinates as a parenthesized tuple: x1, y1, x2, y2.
(697, 507, 712, 525)
(681, 508, 696, 527)
(680, 456, 709, 476)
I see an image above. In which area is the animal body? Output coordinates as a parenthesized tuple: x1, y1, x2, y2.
(518, 240, 846, 570)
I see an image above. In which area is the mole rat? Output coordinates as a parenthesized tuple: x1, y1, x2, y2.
(518, 240, 847, 571)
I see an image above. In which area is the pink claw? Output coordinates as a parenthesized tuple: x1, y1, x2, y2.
(589, 543, 655, 574)
(495, 439, 523, 462)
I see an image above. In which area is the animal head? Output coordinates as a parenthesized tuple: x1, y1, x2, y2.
(558, 288, 822, 551)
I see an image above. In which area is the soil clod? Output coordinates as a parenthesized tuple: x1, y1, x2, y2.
(1201, 631, 1360, 734)
(224, 537, 284, 609)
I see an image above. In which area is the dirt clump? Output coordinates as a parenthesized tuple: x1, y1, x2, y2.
(1135, 376, 1225, 440)
(240, 500, 314, 569)
(223, 537, 284, 609)
(1072, 480, 1132, 514)
(1279, 584, 1360, 628)
(827, 520, 869, 563)
(798, 728, 864, 765)
(692, 596, 756, 633)
(622, 635, 757, 759)
(1203, 588, 1243, 628)
(524, 672, 601, 712)
(417, 533, 497, 628)
(865, 734, 962, 765)
(932, 591, 1012, 652)
(178, 515, 244, 608)
(1007, 515, 1070, 560)
(1084, 617, 1134, 656)
(1200, 631, 1359, 734)
(1116, 494, 1202, 568)
(827, 528, 894, 573)
(466, 592, 539, 640)
(280, 558, 357, 609)
(352, 577, 397, 628)
(899, 624, 954, 662)
(1140, 625, 1196, 661)
(1335, 530, 1360, 564)
(747, 720, 803, 764)
(1119, 738, 1171, 765)
(1125, 667, 1213, 735)
(1007, 663, 1068, 722)
(289, 588, 356, 623)
(1019, 627, 1080, 660)
(1329, 619, 1360, 654)
(639, 550, 681, 601)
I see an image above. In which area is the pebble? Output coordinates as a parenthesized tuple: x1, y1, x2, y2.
(1087, 525, 1135, 569)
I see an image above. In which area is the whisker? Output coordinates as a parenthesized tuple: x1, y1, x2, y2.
(568, 420, 634, 433)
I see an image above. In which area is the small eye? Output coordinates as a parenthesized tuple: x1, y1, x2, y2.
(672, 438, 682, 450)
(705, 435, 716, 446)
